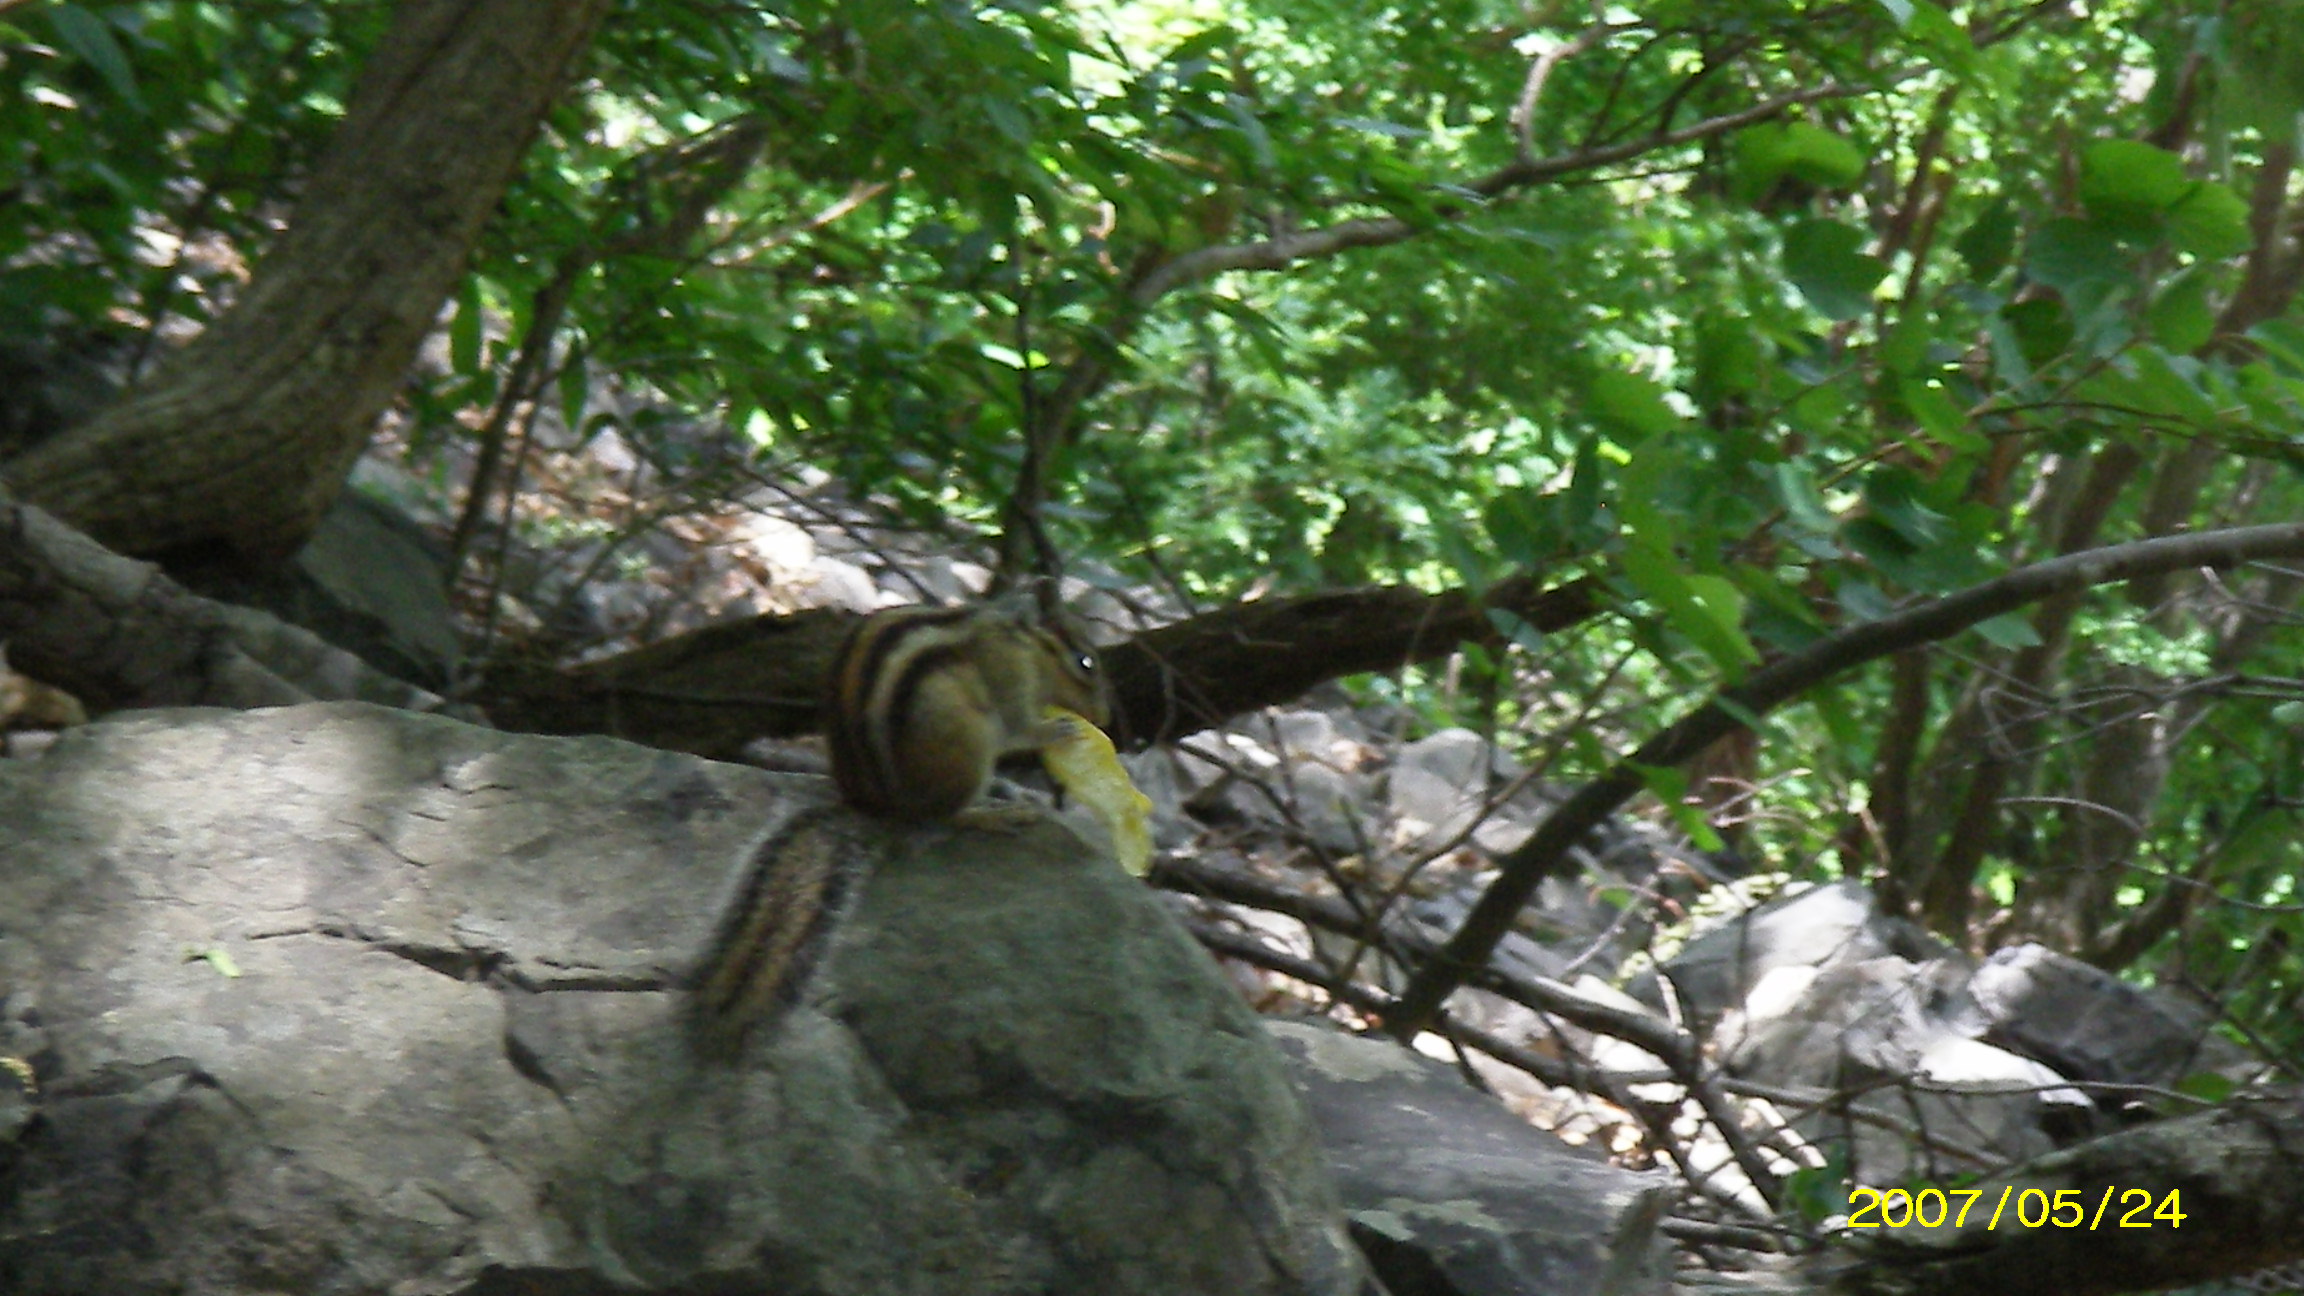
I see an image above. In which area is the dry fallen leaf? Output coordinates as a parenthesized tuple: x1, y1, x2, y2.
(1040, 707, 1154, 876)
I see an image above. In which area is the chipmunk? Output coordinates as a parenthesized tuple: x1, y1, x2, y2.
(824, 599, 1109, 823)
(691, 597, 1111, 1057)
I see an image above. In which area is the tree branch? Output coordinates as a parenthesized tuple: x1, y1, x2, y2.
(1165, 855, 1785, 1210)
(1387, 520, 2304, 1037)
(1511, 21, 1626, 163)
(1129, 79, 1885, 304)
(0, 482, 449, 713)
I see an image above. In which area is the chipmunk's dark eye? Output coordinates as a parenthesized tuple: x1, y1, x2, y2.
(1076, 653, 1097, 673)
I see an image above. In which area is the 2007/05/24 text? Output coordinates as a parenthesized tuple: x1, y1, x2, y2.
(1845, 1185, 2185, 1231)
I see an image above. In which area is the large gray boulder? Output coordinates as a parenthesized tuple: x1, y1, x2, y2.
(0, 702, 1371, 1295)
(1267, 1020, 1671, 1296)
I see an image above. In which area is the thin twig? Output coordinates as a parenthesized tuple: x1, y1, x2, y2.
(1511, 22, 1627, 163)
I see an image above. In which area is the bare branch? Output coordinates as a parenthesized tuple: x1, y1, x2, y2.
(1163, 853, 1788, 1209)
(1511, 22, 1626, 163)
(2213, 141, 2301, 342)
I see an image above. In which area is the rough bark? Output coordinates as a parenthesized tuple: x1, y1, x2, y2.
(1, 0, 611, 559)
(0, 483, 446, 713)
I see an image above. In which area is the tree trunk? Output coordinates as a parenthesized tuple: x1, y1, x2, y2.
(1, 0, 611, 560)
(1905, 441, 2144, 936)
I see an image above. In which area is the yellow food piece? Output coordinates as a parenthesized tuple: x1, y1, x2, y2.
(1040, 707, 1154, 876)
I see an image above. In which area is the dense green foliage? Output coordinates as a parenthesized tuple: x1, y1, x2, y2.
(8, 0, 2304, 1057)
(0, 3, 373, 424)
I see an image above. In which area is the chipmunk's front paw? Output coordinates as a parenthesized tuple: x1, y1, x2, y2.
(951, 802, 1047, 834)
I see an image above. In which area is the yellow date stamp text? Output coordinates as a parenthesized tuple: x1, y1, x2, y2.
(1844, 1185, 2185, 1231)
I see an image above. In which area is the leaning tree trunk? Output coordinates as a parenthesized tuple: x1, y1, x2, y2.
(0, 0, 611, 560)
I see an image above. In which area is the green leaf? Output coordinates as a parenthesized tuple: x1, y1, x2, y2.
(1485, 609, 1551, 654)
(981, 96, 1031, 145)
(1588, 368, 1683, 438)
(1671, 800, 1727, 852)
(1684, 573, 1760, 666)
(2000, 297, 2074, 370)
(1624, 761, 1726, 851)
(2235, 360, 2304, 430)
(1878, 305, 1932, 375)
(2167, 181, 2252, 260)
(451, 278, 484, 375)
(1862, 468, 1948, 547)
(1881, 0, 1976, 78)
(2221, 0, 2304, 133)
(2174, 1070, 2235, 1103)
(2132, 347, 2220, 424)
(2146, 268, 2217, 353)
(1783, 1153, 1854, 1224)
(2023, 218, 2125, 294)
(1733, 122, 1866, 200)
(1899, 375, 1986, 451)
(1806, 687, 1863, 755)
(47, 5, 145, 114)
(184, 945, 242, 978)
(1564, 437, 1612, 549)
(2079, 139, 2192, 212)
(1483, 486, 1562, 567)
(2077, 139, 2250, 259)
(1616, 434, 1682, 545)
(1841, 517, 1913, 566)
(1161, 25, 1236, 67)
(1973, 612, 2042, 648)
(1634, 760, 1690, 807)
(1843, 516, 1988, 592)
(2252, 319, 2304, 373)
(1787, 372, 1858, 438)
(1712, 692, 1769, 734)
(559, 348, 590, 437)
(1621, 539, 1760, 673)
(2074, 348, 2219, 425)
(1955, 199, 2017, 281)
(1769, 462, 1839, 534)
(1838, 580, 1896, 621)
(1741, 565, 1830, 648)
(1692, 315, 1764, 402)
(1782, 219, 1888, 320)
